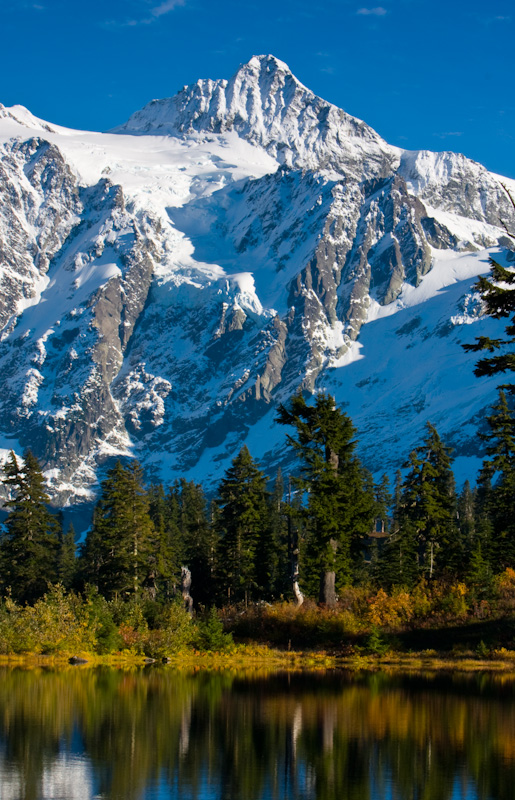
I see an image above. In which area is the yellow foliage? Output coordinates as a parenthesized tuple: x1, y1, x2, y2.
(367, 588, 414, 629)
(432, 582, 468, 619)
(0, 586, 96, 655)
(410, 581, 432, 617)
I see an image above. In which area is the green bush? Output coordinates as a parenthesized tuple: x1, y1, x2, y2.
(366, 626, 389, 655)
(0, 586, 96, 654)
(81, 587, 122, 654)
(144, 601, 196, 658)
(195, 607, 234, 652)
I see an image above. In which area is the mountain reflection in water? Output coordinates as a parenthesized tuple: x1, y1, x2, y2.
(0, 667, 513, 800)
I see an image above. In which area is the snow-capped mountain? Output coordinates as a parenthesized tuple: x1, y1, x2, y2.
(0, 55, 513, 506)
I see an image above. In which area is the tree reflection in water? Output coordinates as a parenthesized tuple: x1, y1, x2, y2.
(0, 667, 513, 799)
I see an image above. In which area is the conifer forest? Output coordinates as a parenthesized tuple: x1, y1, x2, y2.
(0, 253, 514, 658)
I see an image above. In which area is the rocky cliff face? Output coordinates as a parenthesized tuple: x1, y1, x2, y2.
(0, 56, 513, 504)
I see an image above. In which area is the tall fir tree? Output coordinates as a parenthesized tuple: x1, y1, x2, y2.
(164, 481, 186, 583)
(277, 393, 374, 604)
(145, 483, 176, 599)
(267, 469, 290, 598)
(58, 522, 77, 590)
(473, 462, 495, 569)
(178, 479, 218, 607)
(398, 423, 458, 581)
(0, 450, 59, 602)
(377, 468, 420, 590)
(216, 446, 271, 604)
(80, 461, 155, 598)
(480, 389, 515, 568)
(463, 253, 515, 390)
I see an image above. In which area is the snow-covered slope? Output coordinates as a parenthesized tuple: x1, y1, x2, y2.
(0, 55, 513, 505)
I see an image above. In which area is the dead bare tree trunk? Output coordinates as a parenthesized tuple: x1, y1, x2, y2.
(181, 566, 193, 615)
(288, 476, 304, 606)
(292, 546, 304, 607)
(319, 444, 339, 607)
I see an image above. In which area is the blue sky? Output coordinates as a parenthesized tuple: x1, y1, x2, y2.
(1, 0, 514, 177)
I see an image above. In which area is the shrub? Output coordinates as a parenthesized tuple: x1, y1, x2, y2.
(80, 587, 122, 654)
(496, 568, 515, 613)
(476, 640, 490, 658)
(367, 588, 413, 629)
(366, 626, 389, 654)
(195, 607, 234, 652)
(32, 585, 96, 653)
(434, 582, 468, 620)
(0, 586, 95, 654)
(143, 601, 195, 658)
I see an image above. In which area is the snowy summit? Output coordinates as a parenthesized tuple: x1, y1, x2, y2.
(0, 55, 512, 505)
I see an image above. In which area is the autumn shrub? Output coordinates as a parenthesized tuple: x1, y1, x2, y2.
(491, 646, 515, 661)
(410, 580, 432, 619)
(31, 585, 96, 653)
(0, 586, 95, 654)
(118, 623, 146, 654)
(367, 588, 414, 630)
(337, 609, 362, 635)
(111, 595, 149, 633)
(143, 601, 196, 658)
(338, 585, 370, 617)
(0, 598, 39, 653)
(495, 568, 515, 613)
(224, 599, 366, 648)
(432, 582, 468, 621)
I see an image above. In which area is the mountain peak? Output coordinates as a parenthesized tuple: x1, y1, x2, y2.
(114, 54, 393, 176)
(245, 54, 292, 72)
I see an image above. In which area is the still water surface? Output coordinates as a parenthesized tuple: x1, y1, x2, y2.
(0, 666, 514, 800)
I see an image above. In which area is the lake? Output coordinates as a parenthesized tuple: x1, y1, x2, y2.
(0, 666, 514, 799)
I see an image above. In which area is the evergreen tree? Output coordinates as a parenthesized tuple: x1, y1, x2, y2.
(398, 424, 457, 581)
(377, 497, 420, 590)
(267, 469, 290, 598)
(58, 522, 77, 590)
(80, 461, 154, 598)
(277, 393, 374, 604)
(473, 462, 495, 568)
(146, 483, 176, 599)
(374, 474, 392, 529)
(457, 481, 475, 547)
(164, 481, 186, 583)
(0, 450, 59, 603)
(178, 479, 218, 607)
(467, 539, 494, 601)
(463, 251, 515, 391)
(216, 446, 270, 604)
(369, 474, 392, 585)
(480, 389, 515, 567)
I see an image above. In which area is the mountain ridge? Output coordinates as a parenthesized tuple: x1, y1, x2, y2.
(0, 55, 512, 509)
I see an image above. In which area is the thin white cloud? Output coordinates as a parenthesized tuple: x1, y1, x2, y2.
(151, 0, 185, 18)
(433, 131, 463, 139)
(104, 0, 185, 28)
(357, 7, 387, 16)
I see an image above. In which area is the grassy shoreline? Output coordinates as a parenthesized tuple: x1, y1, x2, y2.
(2, 645, 515, 674)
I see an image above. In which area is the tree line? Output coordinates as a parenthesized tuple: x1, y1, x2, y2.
(0, 387, 513, 609)
(1, 235, 515, 611)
